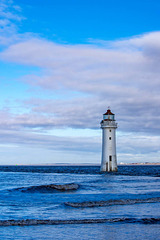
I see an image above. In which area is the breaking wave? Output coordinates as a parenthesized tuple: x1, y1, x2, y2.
(65, 197, 160, 207)
(0, 218, 160, 226)
(14, 183, 79, 193)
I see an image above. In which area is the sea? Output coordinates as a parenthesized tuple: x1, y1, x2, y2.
(0, 165, 160, 240)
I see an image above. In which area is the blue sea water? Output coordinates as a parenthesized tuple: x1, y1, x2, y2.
(0, 165, 159, 240)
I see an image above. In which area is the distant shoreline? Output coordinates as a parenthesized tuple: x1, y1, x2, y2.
(119, 162, 160, 166)
(0, 163, 159, 166)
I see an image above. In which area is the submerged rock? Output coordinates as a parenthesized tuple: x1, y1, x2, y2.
(48, 183, 79, 191)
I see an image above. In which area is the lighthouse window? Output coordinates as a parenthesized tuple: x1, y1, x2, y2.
(109, 137, 111, 140)
(109, 130, 111, 132)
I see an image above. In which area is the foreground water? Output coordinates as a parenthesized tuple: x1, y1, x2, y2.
(0, 165, 159, 240)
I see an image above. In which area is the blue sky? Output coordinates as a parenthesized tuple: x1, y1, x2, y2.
(16, 0, 160, 42)
(0, 0, 160, 165)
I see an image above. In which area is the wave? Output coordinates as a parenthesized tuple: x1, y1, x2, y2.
(65, 197, 160, 207)
(14, 183, 79, 193)
(0, 217, 159, 226)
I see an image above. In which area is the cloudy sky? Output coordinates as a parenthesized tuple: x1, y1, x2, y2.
(0, 0, 160, 165)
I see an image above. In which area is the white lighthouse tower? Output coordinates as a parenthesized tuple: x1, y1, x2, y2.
(100, 108, 118, 172)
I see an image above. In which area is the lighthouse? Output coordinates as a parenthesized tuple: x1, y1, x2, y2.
(100, 108, 118, 172)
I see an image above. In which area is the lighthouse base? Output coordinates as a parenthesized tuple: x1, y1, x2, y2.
(100, 155, 118, 172)
(100, 165, 118, 172)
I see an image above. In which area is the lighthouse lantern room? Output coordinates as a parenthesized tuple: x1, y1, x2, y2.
(100, 108, 118, 172)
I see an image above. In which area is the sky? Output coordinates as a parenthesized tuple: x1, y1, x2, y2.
(0, 0, 160, 165)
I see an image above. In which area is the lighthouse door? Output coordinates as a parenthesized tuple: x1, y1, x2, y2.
(109, 156, 112, 171)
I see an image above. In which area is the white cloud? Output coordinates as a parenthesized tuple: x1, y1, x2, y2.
(1, 32, 160, 134)
(0, 0, 26, 45)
